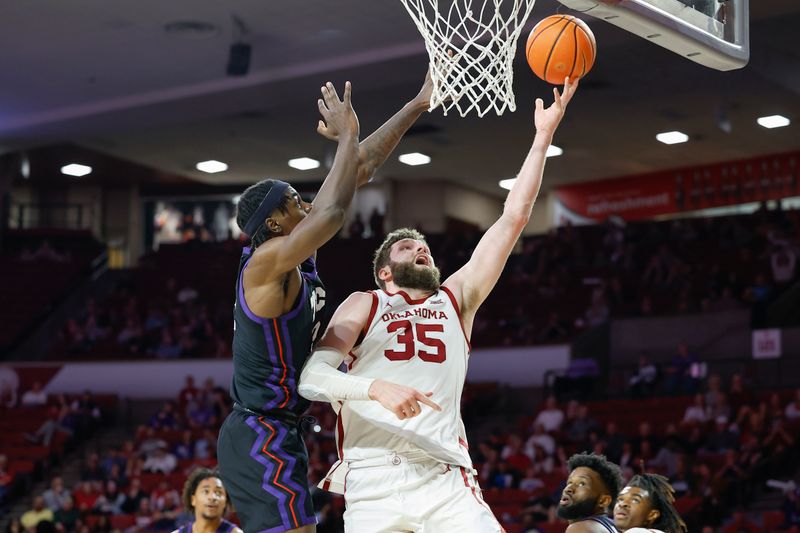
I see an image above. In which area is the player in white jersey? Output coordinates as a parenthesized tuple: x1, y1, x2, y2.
(298, 77, 578, 533)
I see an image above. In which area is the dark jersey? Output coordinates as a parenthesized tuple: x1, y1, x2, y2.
(175, 519, 237, 533)
(582, 515, 619, 532)
(231, 247, 327, 415)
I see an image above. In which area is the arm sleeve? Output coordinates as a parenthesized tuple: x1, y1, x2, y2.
(298, 347, 374, 403)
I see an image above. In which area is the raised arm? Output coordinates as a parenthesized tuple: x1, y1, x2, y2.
(318, 70, 434, 186)
(299, 292, 441, 419)
(444, 78, 578, 318)
(250, 82, 360, 278)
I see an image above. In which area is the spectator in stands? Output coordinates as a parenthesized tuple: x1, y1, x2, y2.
(99, 448, 126, 479)
(348, 213, 365, 238)
(682, 394, 710, 426)
(54, 497, 80, 532)
(704, 416, 737, 453)
(143, 445, 177, 474)
(585, 287, 610, 327)
(42, 477, 70, 512)
(525, 423, 556, 461)
(153, 328, 182, 358)
(80, 453, 105, 482)
(556, 452, 623, 530)
(73, 481, 100, 513)
(178, 376, 198, 413)
(193, 429, 217, 461)
(21, 381, 48, 406)
(116, 317, 144, 353)
(566, 405, 599, 446)
(94, 480, 125, 515)
(21, 496, 55, 531)
(501, 434, 532, 474)
(369, 208, 385, 238)
(150, 402, 180, 430)
(25, 405, 74, 446)
(666, 342, 699, 395)
(138, 426, 168, 453)
(533, 395, 565, 433)
(120, 478, 147, 515)
(613, 473, 687, 533)
(0, 366, 19, 407)
(629, 353, 658, 398)
(135, 498, 155, 530)
(603, 422, 625, 464)
(173, 430, 195, 461)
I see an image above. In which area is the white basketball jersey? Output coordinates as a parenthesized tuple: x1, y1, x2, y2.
(334, 287, 473, 468)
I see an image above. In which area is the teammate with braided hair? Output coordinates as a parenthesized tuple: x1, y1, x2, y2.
(613, 473, 688, 533)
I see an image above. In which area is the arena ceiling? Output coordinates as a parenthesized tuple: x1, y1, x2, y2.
(1, 0, 799, 197)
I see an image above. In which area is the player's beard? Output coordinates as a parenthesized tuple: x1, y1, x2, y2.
(556, 495, 600, 521)
(389, 260, 441, 292)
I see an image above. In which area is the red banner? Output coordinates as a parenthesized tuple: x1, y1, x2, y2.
(554, 150, 800, 223)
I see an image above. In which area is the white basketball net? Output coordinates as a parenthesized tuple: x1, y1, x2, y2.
(399, 0, 537, 117)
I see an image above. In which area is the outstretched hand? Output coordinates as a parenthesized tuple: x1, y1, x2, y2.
(534, 77, 578, 138)
(317, 81, 360, 142)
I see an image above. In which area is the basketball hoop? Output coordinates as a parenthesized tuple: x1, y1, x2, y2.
(400, 0, 537, 117)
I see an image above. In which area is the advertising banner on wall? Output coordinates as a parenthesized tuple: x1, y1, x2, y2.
(553, 150, 800, 225)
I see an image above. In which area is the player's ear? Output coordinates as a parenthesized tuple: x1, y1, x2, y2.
(265, 217, 282, 235)
(378, 265, 392, 283)
(646, 508, 660, 525)
(597, 494, 612, 513)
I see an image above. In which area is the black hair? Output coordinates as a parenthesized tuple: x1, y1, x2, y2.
(567, 452, 623, 509)
(181, 468, 229, 514)
(372, 228, 428, 289)
(627, 473, 688, 533)
(236, 179, 292, 248)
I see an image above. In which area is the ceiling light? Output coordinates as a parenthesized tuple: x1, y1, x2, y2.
(195, 160, 228, 173)
(546, 145, 563, 157)
(499, 178, 516, 190)
(399, 152, 431, 166)
(61, 163, 92, 177)
(656, 131, 689, 145)
(757, 115, 790, 129)
(288, 157, 320, 171)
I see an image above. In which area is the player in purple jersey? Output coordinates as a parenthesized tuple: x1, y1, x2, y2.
(172, 469, 242, 533)
(218, 72, 437, 533)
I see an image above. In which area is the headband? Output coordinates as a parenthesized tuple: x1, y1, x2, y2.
(243, 180, 291, 237)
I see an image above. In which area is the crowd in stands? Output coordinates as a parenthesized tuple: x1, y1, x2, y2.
(5, 376, 225, 533)
(0, 378, 111, 527)
(48, 207, 800, 360)
(4, 369, 800, 532)
(465, 374, 800, 532)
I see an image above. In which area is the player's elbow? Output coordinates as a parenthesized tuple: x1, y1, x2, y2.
(502, 207, 531, 231)
(313, 205, 348, 230)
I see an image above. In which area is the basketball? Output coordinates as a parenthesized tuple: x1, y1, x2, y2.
(525, 14, 596, 85)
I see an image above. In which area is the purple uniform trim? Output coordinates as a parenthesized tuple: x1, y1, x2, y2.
(244, 416, 291, 529)
(271, 419, 315, 525)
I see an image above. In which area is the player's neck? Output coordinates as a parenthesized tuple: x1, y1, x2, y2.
(192, 516, 222, 533)
(385, 283, 435, 301)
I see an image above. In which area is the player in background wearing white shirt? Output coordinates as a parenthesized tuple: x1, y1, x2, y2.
(298, 78, 578, 532)
(613, 473, 687, 533)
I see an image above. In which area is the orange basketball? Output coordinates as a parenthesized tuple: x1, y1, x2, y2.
(525, 15, 596, 85)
